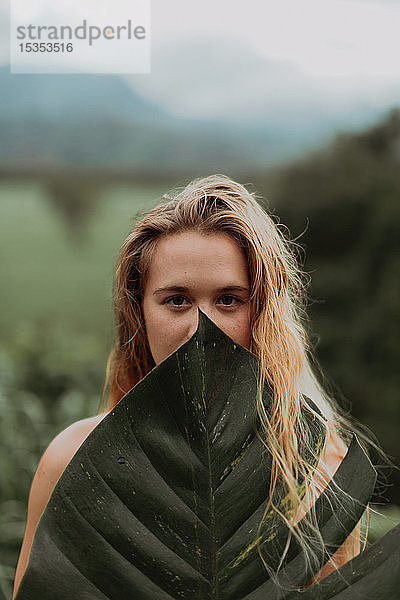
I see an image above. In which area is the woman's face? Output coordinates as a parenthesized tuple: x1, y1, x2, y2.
(141, 230, 251, 366)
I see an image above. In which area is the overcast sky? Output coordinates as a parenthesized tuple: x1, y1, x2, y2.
(1, 0, 399, 120)
(129, 0, 400, 120)
(151, 0, 400, 82)
(1, 0, 399, 78)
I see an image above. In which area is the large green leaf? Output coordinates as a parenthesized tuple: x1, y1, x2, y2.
(15, 309, 397, 599)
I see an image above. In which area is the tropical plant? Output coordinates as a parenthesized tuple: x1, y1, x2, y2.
(15, 311, 400, 599)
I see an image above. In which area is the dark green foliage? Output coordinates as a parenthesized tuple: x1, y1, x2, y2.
(0, 323, 104, 599)
(15, 311, 397, 599)
(261, 109, 400, 502)
(299, 525, 400, 599)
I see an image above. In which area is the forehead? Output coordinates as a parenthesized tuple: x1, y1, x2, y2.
(145, 231, 249, 286)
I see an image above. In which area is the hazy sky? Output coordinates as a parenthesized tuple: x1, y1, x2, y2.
(151, 0, 400, 83)
(125, 0, 399, 120)
(1, 0, 399, 80)
(1, 0, 399, 120)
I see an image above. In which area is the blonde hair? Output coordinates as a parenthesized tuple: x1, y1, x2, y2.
(98, 174, 370, 584)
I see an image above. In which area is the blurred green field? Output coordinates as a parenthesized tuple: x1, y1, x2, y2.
(0, 181, 168, 342)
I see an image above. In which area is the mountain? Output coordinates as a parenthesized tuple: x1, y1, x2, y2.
(126, 35, 397, 131)
(0, 65, 167, 124)
(0, 32, 398, 172)
(0, 62, 318, 171)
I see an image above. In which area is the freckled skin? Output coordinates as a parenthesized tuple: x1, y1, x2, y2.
(141, 231, 251, 366)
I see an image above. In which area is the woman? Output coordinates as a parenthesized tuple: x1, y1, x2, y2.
(13, 174, 369, 598)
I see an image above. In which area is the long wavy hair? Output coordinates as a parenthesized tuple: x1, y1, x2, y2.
(98, 174, 373, 584)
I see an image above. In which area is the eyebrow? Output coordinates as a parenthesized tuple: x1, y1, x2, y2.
(153, 285, 250, 295)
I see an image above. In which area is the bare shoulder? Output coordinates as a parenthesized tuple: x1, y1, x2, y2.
(31, 411, 109, 514)
(37, 412, 108, 477)
(307, 427, 348, 507)
(293, 426, 348, 526)
(50, 412, 107, 459)
(31, 411, 106, 491)
(317, 428, 348, 484)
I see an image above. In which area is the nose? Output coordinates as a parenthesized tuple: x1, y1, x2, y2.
(187, 307, 200, 340)
(198, 304, 212, 318)
(186, 305, 211, 341)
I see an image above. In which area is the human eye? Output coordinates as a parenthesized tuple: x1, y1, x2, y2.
(217, 294, 242, 308)
(164, 295, 190, 308)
